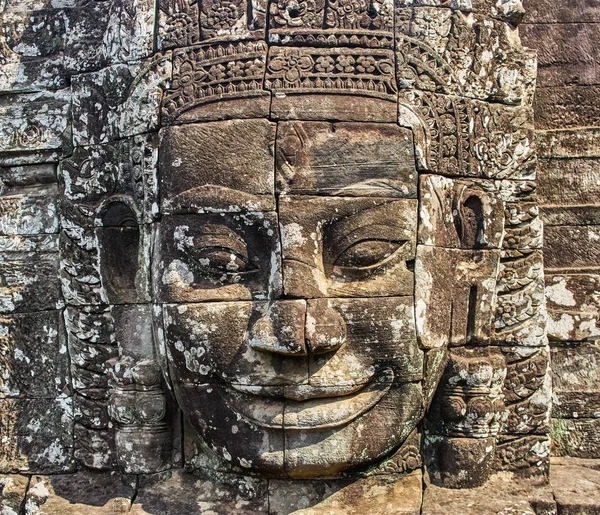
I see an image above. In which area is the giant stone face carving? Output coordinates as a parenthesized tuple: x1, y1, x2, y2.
(149, 112, 504, 478)
(0, 0, 554, 508)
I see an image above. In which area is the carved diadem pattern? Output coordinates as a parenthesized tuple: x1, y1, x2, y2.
(162, 39, 268, 122)
(265, 46, 396, 100)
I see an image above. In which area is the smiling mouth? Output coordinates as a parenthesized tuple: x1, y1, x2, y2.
(223, 368, 394, 431)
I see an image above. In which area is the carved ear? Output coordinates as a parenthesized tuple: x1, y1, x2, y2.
(455, 194, 485, 249)
(99, 200, 143, 303)
(453, 186, 495, 250)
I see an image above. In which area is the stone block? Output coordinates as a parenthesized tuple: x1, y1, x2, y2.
(269, 472, 423, 515)
(64, 306, 117, 391)
(415, 246, 499, 348)
(495, 250, 547, 347)
(534, 86, 600, 130)
(537, 128, 600, 159)
(157, 0, 199, 49)
(0, 8, 67, 92)
(0, 234, 58, 253)
(0, 474, 28, 515)
(73, 425, 117, 471)
(523, 0, 600, 23)
(265, 46, 398, 121)
(158, 0, 267, 50)
(71, 55, 171, 146)
(538, 158, 600, 208)
(280, 196, 416, 298)
(503, 201, 543, 251)
(0, 311, 70, 398)
(425, 437, 499, 489)
(502, 346, 552, 435)
(552, 343, 600, 418)
(418, 175, 505, 249)
(422, 472, 556, 515)
(0, 185, 58, 236)
(544, 225, 600, 271)
(130, 469, 269, 514)
(550, 457, 600, 514)
(62, 4, 112, 73)
(396, 8, 536, 105)
(1, 163, 56, 187)
(112, 304, 155, 361)
(399, 90, 536, 180)
(541, 206, 600, 227)
(275, 121, 417, 198)
(306, 297, 422, 387)
(161, 40, 270, 124)
(0, 397, 74, 473)
(520, 23, 600, 87)
(153, 212, 282, 302)
(161, 301, 308, 387)
(494, 434, 551, 479)
(552, 418, 600, 458)
(546, 274, 600, 342)
(0, 251, 61, 313)
(271, 94, 398, 123)
(104, 0, 156, 63)
(176, 382, 286, 474)
(0, 90, 71, 164)
(60, 134, 159, 224)
(74, 389, 111, 430)
(283, 383, 423, 478)
(24, 472, 136, 514)
(159, 119, 276, 214)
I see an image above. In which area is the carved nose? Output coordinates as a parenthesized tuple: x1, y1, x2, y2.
(306, 299, 347, 354)
(248, 300, 308, 356)
(248, 300, 347, 356)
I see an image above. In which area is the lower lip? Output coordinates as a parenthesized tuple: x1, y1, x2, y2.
(222, 368, 395, 431)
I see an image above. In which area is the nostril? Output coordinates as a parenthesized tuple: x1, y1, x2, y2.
(306, 304, 347, 354)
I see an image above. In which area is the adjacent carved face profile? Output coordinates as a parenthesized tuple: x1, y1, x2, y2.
(145, 115, 504, 478)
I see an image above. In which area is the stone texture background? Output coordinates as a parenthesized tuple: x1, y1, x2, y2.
(0, 0, 598, 512)
(521, 0, 600, 460)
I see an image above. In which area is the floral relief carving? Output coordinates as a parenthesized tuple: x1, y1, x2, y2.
(265, 46, 396, 99)
(269, 0, 325, 28)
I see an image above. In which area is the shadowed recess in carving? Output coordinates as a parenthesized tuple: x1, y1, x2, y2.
(100, 202, 140, 299)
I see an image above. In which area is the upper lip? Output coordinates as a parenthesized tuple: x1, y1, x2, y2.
(222, 368, 394, 430)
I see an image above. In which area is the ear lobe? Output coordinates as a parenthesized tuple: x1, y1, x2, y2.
(455, 194, 486, 249)
(99, 200, 143, 303)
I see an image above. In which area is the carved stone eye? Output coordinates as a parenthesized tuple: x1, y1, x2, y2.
(191, 246, 258, 280)
(334, 240, 405, 269)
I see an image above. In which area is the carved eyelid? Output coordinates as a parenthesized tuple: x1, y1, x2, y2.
(187, 225, 249, 260)
(331, 224, 409, 263)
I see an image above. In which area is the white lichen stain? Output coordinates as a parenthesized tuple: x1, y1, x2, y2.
(162, 259, 194, 286)
(545, 276, 576, 307)
(280, 222, 307, 250)
(547, 313, 575, 340)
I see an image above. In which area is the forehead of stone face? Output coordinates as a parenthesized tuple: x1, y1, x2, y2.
(276, 121, 417, 197)
(159, 119, 276, 214)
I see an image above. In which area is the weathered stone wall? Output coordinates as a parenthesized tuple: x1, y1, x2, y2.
(0, 0, 598, 512)
(521, 0, 600, 458)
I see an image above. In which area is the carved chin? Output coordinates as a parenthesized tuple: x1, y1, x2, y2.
(175, 374, 423, 478)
